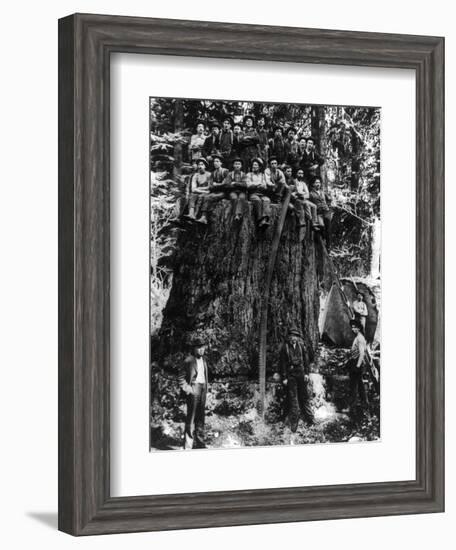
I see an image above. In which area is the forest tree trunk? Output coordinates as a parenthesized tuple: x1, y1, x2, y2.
(155, 200, 321, 379)
(173, 99, 184, 175)
(318, 107, 328, 190)
(350, 126, 360, 191)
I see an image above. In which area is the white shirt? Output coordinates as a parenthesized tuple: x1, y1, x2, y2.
(195, 357, 206, 383)
(295, 179, 310, 199)
(353, 300, 368, 317)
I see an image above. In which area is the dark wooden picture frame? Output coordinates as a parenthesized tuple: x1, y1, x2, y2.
(58, 13, 445, 536)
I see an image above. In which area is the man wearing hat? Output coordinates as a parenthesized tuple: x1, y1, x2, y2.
(219, 117, 234, 162)
(256, 115, 270, 164)
(268, 126, 286, 165)
(299, 136, 324, 181)
(284, 127, 300, 171)
(224, 157, 247, 221)
(240, 114, 260, 169)
(309, 178, 333, 248)
(204, 120, 221, 161)
(277, 327, 314, 432)
(246, 157, 271, 227)
(294, 168, 320, 230)
(231, 122, 244, 161)
(187, 154, 229, 224)
(211, 154, 229, 185)
(264, 157, 287, 203)
(178, 337, 209, 449)
(352, 292, 368, 331)
(346, 319, 369, 414)
(189, 122, 207, 161)
(185, 158, 212, 223)
(283, 165, 306, 228)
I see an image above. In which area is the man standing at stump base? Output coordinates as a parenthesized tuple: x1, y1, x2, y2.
(178, 337, 209, 450)
(346, 319, 370, 417)
(277, 328, 315, 432)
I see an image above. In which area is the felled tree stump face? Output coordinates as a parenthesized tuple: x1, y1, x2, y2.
(156, 199, 320, 378)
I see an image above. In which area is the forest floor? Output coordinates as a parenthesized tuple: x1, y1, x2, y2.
(150, 344, 380, 451)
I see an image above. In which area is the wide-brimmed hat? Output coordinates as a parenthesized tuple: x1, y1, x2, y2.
(268, 156, 279, 163)
(191, 336, 206, 348)
(195, 120, 206, 130)
(250, 157, 264, 168)
(211, 154, 224, 163)
(197, 157, 209, 167)
(231, 157, 243, 167)
(288, 327, 303, 338)
(222, 116, 234, 126)
(209, 119, 221, 129)
(243, 114, 255, 125)
(286, 126, 297, 135)
(273, 125, 283, 133)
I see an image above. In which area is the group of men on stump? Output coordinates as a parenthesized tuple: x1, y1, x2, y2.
(178, 319, 369, 449)
(181, 114, 333, 247)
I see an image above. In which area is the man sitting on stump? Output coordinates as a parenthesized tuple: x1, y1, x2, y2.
(224, 157, 247, 222)
(184, 157, 225, 225)
(276, 328, 315, 433)
(293, 168, 320, 231)
(309, 178, 333, 248)
(185, 158, 212, 224)
(246, 157, 272, 228)
(178, 337, 209, 450)
(284, 165, 306, 229)
(211, 154, 229, 186)
(264, 156, 287, 203)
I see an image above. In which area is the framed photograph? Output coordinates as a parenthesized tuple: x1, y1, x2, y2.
(58, 13, 444, 535)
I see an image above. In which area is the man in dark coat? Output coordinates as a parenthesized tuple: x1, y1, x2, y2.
(268, 126, 287, 165)
(240, 114, 260, 169)
(219, 117, 234, 163)
(211, 154, 229, 185)
(284, 127, 300, 171)
(178, 337, 209, 449)
(309, 178, 333, 248)
(203, 120, 221, 161)
(231, 123, 243, 161)
(300, 136, 324, 181)
(276, 328, 314, 432)
(256, 115, 270, 164)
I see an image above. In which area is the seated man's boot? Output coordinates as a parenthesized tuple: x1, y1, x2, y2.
(196, 213, 208, 224)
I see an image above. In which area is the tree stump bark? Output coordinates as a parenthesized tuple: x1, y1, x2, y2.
(156, 199, 321, 378)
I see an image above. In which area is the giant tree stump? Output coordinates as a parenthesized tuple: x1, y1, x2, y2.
(155, 199, 321, 378)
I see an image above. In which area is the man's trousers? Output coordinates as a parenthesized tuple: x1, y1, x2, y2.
(287, 371, 314, 432)
(229, 190, 247, 217)
(184, 383, 207, 449)
(348, 364, 369, 410)
(250, 192, 271, 221)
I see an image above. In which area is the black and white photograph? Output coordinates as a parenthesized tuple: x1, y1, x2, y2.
(149, 97, 381, 451)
